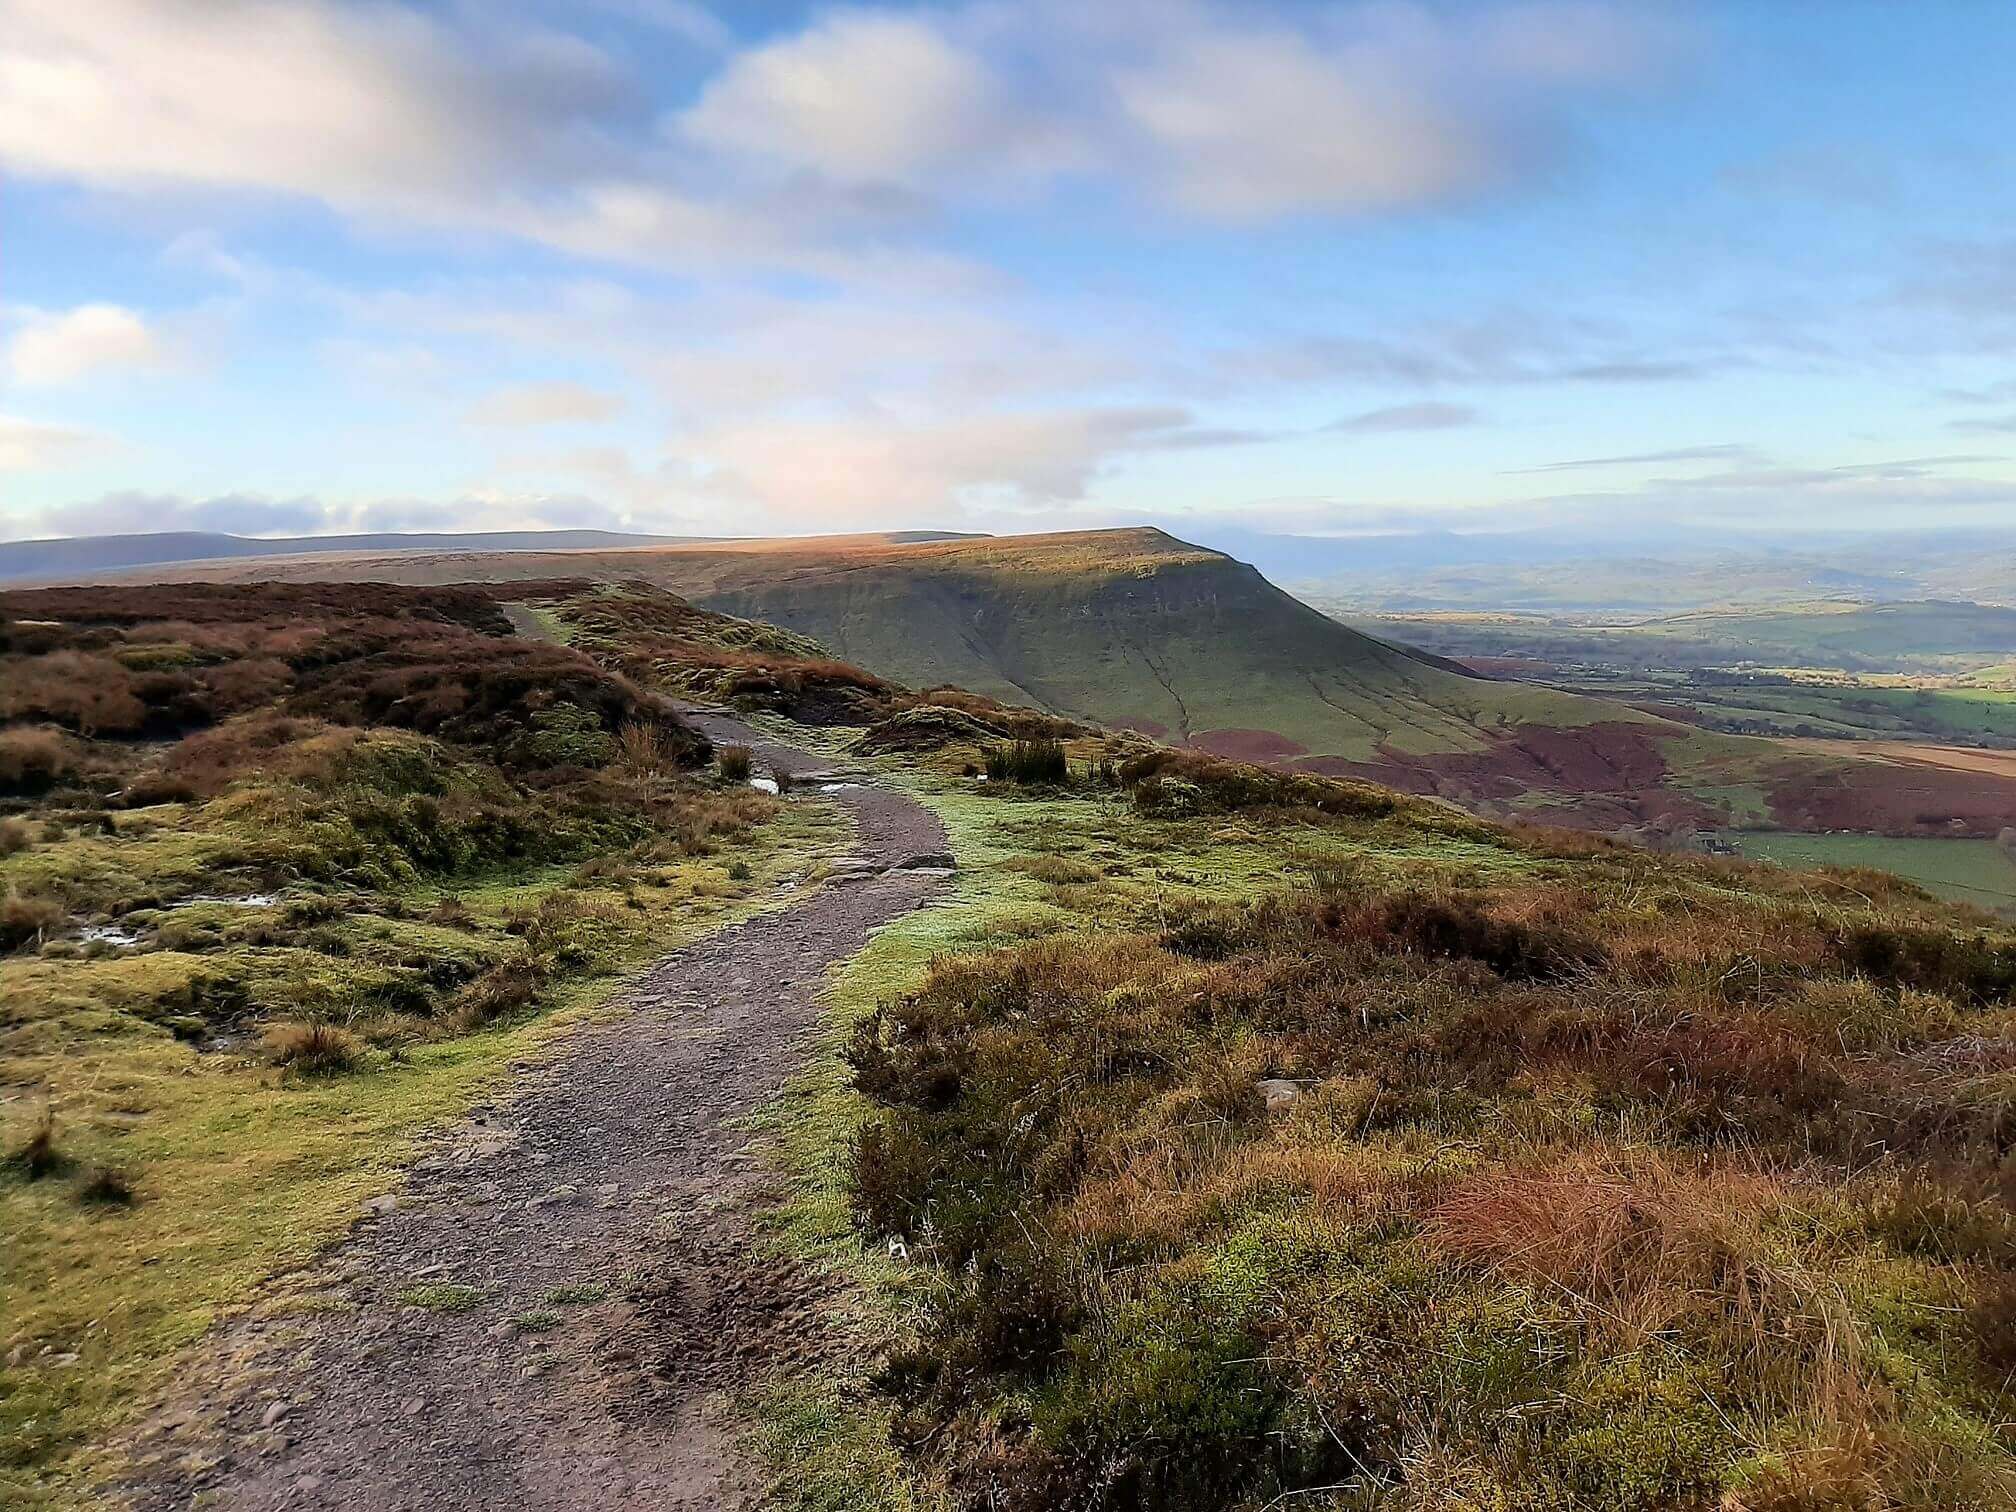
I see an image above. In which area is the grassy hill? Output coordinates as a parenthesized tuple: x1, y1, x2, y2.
(73, 529, 2016, 836)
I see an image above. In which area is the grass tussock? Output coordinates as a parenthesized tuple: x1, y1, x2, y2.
(4, 1106, 68, 1183)
(984, 739, 1068, 785)
(262, 1021, 364, 1076)
(845, 860, 2016, 1510)
(718, 744, 754, 783)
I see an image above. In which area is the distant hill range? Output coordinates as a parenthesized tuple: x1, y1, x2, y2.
(0, 528, 985, 584)
(1191, 525, 2016, 612)
(35, 523, 2016, 839)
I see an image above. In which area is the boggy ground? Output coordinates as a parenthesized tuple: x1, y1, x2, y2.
(122, 714, 949, 1511)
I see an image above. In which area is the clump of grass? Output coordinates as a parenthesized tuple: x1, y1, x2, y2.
(4, 1105, 69, 1182)
(428, 894, 474, 929)
(514, 1309, 560, 1332)
(1004, 853, 1102, 885)
(449, 954, 547, 1028)
(0, 725, 78, 795)
(726, 860, 753, 882)
(262, 1020, 363, 1076)
(543, 1282, 609, 1305)
(984, 738, 1068, 785)
(616, 720, 673, 778)
(75, 1165, 135, 1207)
(718, 744, 754, 783)
(2, 886, 64, 952)
(397, 1283, 483, 1313)
(0, 815, 32, 855)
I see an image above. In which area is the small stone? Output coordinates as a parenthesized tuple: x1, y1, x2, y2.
(1256, 1078, 1304, 1115)
(295, 1474, 322, 1493)
(47, 1352, 81, 1368)
(401, 1396, 426, 1417)
(361, 1194, 399, 1217)
(594, 1182, 619, 1197)
(260, 1400, 293, 1428)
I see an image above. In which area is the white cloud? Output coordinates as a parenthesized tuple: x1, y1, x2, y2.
(1116, 28, 1502, 218)
(669, 404, 1219, 526)
(0, 0, 1684, 292)
(0, 0, 629, 210)
(681, 12, 1039, 183)
(0, 413, 101, 470)
(7, 303, 162, 386)
(675, 1, 1673, 218)
(464, 381, 625, 427)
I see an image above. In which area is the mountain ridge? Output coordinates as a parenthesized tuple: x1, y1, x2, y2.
(19, 524, 2016, 836)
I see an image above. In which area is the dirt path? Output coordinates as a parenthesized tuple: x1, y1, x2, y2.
(125, 712, 948, 1511)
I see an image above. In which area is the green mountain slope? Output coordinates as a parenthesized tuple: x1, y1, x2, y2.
(91, 527, 2016, 835)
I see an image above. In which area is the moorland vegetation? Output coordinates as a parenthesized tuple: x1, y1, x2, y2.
(0, 581, 825, 1501)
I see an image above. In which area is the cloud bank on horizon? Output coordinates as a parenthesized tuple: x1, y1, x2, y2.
(3, 0, 2014, 544)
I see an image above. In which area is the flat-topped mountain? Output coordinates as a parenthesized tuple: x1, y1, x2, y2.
(34, 525, 2016, 835)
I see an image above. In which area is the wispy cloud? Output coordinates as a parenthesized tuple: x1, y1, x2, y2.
(1329, 402, 1480, 432)
(464, 381, 624, 427)
(1506, 442, 1760, 474)
(1948, 412, 2016, 434)
(0, 413, 104, 471)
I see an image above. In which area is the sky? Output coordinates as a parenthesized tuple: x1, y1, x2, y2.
(4, 0, 2016, 545)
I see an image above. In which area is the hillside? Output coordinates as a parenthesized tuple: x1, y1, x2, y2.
(59, 528, 2016, 836)
(14, 579, 2016, 1509)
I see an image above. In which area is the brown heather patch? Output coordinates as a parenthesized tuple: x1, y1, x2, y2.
(846, 865, 2016, 1509)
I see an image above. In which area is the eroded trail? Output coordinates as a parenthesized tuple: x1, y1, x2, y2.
(127, 715, 947, 1511)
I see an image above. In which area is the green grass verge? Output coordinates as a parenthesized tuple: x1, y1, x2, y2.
(0, 801, 844, 1509)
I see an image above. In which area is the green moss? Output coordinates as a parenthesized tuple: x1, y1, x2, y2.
(398, 1284, 484, 1314)
(1552, 1356, 1737, 1510)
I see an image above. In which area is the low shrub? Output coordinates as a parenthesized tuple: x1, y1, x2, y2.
(75, 1165, 136, 1206)
(451, 954, 546, 1026)
(4, 1106, 67, 1182)
(846, 871, 2016, 1508)
(429, 895, 475, 929)
(0, 726, 77, 795)
(263, 1021, 364, 1076)
(1120, 747, 1416, 822)
(1, 887, 64, 952)
(0, 816, 31, 855)
(984, 739, 1068, 785)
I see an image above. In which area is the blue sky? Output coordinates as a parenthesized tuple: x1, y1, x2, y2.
(4, 0, 2015, 542)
